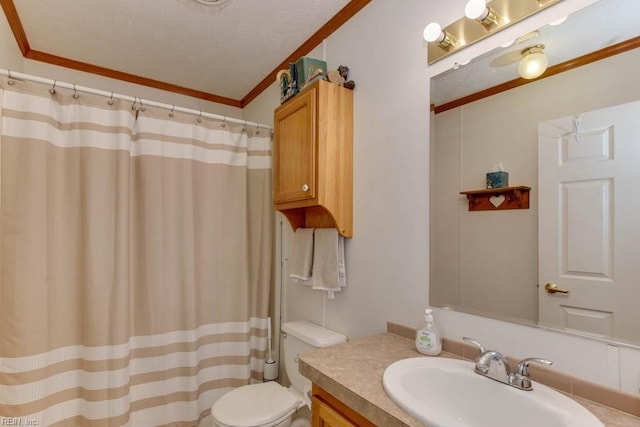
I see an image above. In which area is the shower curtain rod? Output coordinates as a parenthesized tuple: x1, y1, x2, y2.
(0, 69, 272, 130)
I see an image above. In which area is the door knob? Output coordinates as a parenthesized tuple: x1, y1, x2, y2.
(544, 283, 569, 294)
(302, 184, 309, 192)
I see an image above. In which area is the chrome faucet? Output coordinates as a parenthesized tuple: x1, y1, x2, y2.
(463, 337, 552, 391)
(511, 357, 554, 390)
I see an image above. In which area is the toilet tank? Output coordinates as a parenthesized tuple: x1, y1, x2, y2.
(281, 321, 346, 398)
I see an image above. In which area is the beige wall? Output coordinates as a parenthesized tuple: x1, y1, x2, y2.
(246, 3, 431, 341)
(431, 48, 640, 322)
(245, 3, 433, 379)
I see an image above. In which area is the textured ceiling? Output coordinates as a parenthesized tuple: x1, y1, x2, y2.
(432, 0, 640, 106)
(8, 0, 354, 104)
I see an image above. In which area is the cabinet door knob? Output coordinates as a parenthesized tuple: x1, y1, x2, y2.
(302, 184, 309, 192)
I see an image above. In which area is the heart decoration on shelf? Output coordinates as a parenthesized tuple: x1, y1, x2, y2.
(489, 195, 506, 208)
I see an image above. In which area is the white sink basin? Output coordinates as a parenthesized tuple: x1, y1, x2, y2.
(382, 357, 603, 427)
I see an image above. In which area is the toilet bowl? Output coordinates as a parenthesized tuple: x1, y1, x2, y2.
(211, 321, 346, 427)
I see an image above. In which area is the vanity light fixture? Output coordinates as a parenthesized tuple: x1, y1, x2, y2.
(465, 0, 501, 26)
(423, 0, 561, 65)
(423, 22, 457, 48)
(519, 45, 548, 79)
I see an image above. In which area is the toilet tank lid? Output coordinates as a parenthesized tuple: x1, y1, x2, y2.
(281, 321, 347, 348)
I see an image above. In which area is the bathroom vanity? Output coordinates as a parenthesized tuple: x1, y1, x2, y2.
(299, 331, 640, 427)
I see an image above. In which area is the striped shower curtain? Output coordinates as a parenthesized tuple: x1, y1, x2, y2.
(0, 81, 273, 426)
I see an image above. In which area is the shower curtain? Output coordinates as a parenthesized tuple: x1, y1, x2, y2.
(0, 81, 273, 426)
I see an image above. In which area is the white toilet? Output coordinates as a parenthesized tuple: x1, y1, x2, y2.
(211, 320, 347, 427)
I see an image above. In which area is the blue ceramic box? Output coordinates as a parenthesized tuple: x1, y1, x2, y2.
(296, 57, 327, 89)
(486, 171, 509, 189)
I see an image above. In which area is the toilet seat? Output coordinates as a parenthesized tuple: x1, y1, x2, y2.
(211, 382, 301, 427)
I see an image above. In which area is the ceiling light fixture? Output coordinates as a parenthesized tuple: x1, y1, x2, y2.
(518, 45, 548, 79)
(465, 0, 501, 26)
(423, 22, 457, 48)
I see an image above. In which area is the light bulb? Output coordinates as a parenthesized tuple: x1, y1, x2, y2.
(519, 48, 548, 79)
(465, 0, 489, 20)
(423, 22, 443, 43)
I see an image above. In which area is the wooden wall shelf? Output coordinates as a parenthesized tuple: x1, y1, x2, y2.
(460, 186, 531, 211)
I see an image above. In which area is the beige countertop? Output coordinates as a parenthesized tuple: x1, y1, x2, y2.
(298, 332, 640, 427)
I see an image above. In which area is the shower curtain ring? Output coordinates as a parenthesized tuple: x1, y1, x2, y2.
(221, 116, 226, 128)
(169, 105, 175, 117)
(72, 84, 79, 99)
(131, 98, 138, 111)
(197, 111, 202, 123)
(242, 120, 247, 132)
(107, 92, 114, 105)
(7, 70, 15, 85)
(139, 98, 145, 112)
(49, 80, 57, 95)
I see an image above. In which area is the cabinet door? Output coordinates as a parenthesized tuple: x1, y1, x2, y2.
(273, 87, 317, 204)
(312, 397, 357, 427)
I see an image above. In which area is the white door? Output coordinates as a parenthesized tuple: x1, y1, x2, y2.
(538, 101, 640, 342)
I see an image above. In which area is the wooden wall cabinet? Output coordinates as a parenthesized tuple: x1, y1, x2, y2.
(311, 385, 375, 427)
(273, 79, 353, 237)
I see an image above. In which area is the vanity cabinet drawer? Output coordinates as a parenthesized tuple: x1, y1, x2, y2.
(311, 384, 375, 427)
(312, 397, 356, 427)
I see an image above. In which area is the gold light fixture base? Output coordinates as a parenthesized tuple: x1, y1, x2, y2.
(478, 7, 501, 27)
(427, 0, 561, 64)
(521, 44, 545, 55)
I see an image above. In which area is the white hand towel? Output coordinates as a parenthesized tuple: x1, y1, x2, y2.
(311, 228, 346, 298)
(289, 228, 314, 283)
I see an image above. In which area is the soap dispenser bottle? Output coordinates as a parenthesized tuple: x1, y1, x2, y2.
(416, 308, 442, 356)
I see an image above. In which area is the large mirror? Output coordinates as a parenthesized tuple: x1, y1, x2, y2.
(430, 0, 640, 346)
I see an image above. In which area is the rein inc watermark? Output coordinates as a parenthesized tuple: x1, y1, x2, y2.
(0, 418, 38, 426)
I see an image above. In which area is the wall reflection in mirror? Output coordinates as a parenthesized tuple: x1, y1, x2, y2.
(429, 0, 640, 346)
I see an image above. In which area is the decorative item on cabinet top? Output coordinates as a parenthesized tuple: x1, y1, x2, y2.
(276, 57, 355, 104)
(277, 56, 326, 104)
(327, 65, 356, 90)
(273, 79, 353, 237)
(460, 186, 531, 211)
